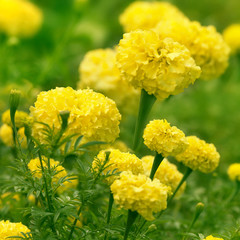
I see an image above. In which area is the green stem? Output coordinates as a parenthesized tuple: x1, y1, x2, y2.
(124, 210, 138, 240)
(150, 153, 164, 180)
(133, 89, 156, 151)
(224, 180, 240, 206)
(104, 192, 114, 240)
(183, 203, 204, 240)
(168, 167, 192, 205)
(38, 152, 57, 236)
(68, 204, 84, 240)
(106, 192, 114, 224)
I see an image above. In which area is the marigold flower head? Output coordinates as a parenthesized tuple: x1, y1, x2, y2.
(203, 236, 224, 240)
(175, 136, 220, 173)
(0, 220, 30, 239)
(0, 124, 27, 148)
(143, 119, 188, 157)
(78, 48, 139, 114)
(116, 30, 201, 100)
(111, 171, 170, 221)
(142, 156, 186, 197)
(155, 20, 230, 80)
(0, 0, 43, 38)
(223, 24, 240, 54)
(28, 156, 67, 182)
(2, 109, 29, 128)
(119, 1, 187, 32)
(92, 149, 143, 184)
(227, 163, 240, 181)
(30, 87, 121, 145)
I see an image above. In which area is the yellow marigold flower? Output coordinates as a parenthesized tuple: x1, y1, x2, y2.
(223, 24, 240, 54)
(0, 124, 27, 148)
(111, 171, 170, 221)
(116, 30, 201, 100)
(92, 149, 143, 184)
(204, 235, 224, 240)
(175, 136, 220, 173)
(2, 109, 28, 128)
(0, 220, 30, 239)
(155, 20, 230, 80)
(28, 157, 67, 182)
(143, 120, 188, 157)
(0, 124, 13, 146)
(119, 1, 187, 32)
(30, 87, 121, 145)
(142, 156, 186, 197)
(78, 48, 139, 114)
(227, 163, 240, 181)
(0, 0, 43, 38)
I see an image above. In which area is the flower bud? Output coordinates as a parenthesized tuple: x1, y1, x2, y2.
(9, 89, 21, 127)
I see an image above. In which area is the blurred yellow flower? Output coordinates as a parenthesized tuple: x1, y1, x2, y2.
(30, 87, 121, 145)
(143, 120, 188, 157)
(204, 235, 223, 240)
(2, 109, 29, 128)
(119, 1, 187, 32)
(0, 0, 43, 38)
(92, 149, 143, 184)
(155, 20, 230, 80)
(78, 48, 139, 114)
(175, 136, 220, 173)
(142, 156, 186, 197)
(0, 220, 30, 239)
(0, 124, 27, 148)
(116, 30, 201, 100)
(227, 163, 240, 181)
(111, 171, 170, 221)
(223, 24, 240, 54)
(28, 156, 67, 182)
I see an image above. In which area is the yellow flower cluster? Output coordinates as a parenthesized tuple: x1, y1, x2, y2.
(116, 30, 201, 100)
(204, 236, 224, 240)
(111, 171, 169, 221)
(92, 149, 143, 184)
(175, 136, 220, 173)
(0, 124, 27, 148)
(28, 156, 78, 193)
(142, 156, 186, 197)
(155, 20, 230, 80)
(223, 24, 240, 54)
(143, 120, 188, 157)
(30, 87, 121, 144)
(227, 163, 240, 181)
(0, 220, 30, 239)
(119, 1, 187, 32)
(78, 48, 139, 114)
(28, 156, 67, 181)
(2, 109, 29, 128)
(0, 0, 43, 38)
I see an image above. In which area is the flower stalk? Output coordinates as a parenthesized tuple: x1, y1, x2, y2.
(124, 210, 138, 240)
(149, 153, 164, 180)
(168, 167, 193, 204)
(133, 89, 156, 151)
